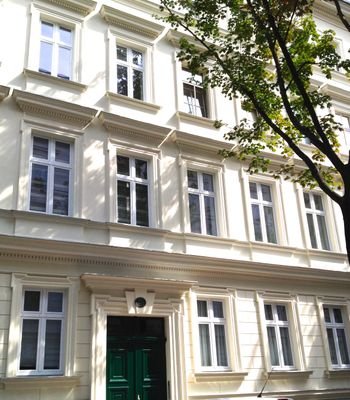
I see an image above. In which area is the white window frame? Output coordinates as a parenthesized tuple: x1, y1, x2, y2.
(249, 181, 278, 244)
(317, 298, 350, 370)
(182, 68, 208, 118)
(18, 288, 66, 376)
(303, 191, 331, 251)
(29, 135, 73, 216)
(187, 169, 218, 236)
(116, 153, 150, 227)
(7, 274, 79, 378)
(27, 2, 83, 82)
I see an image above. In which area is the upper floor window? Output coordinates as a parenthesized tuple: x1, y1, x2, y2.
(29, 136, 72, 216)
(182, 69, 208, 118)
(117, 155, 149, 226)
(197, 299, 228, 369)
(39, 21, 73, 80)
(19, 289, 65, 375)
(335, 114, 350, 135)
(323, 306, 350, 368)
(187, 170, 217, 236)
(264, 303, 294, 369)
(116, 45, 144, 100)
(303, 192, 330, 250)
(249, 182, 277, 243)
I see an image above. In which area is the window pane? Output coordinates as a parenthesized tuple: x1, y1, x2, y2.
(280, 327, 293, 366)
(264, 206, 277, 243)
(41, 21, 53, 38)
(333, 308, 343, 323)
(317, 215, 330, 250)
(53, 168, 69, 215)
(133, 70, 143, 100)
(323, 307, 331, 323)
(136, 183, 149, 227)
(303, 192, 311, 208)
(132, 50, 143, 67)
(249, 182, 258, 199)
(199, 324, 211, 366)
(203, 173, 214, 192)
(47, 292, 63, 313)
(55, 141, 70, 163)
(117, 155, 130, 176)
(261, 184, 272, 202)
(117, 45, 127, 61)
(117, 181, 130, 224)
(337, 329, 350, 364)
(213, 301, 224, 318)
(187, 170, 198, 189)
(306, 213, 317, 248)
(314, 194, 324, 211)
(277, 305, 287, 321)
(189, 194, 201, 233)
(39, 41, 53, 74)
(327, 328, 338, 365)
(267, 326, 279, 366)
(195, 87, 207, 117)
(264, 304, 273, 320)
(252, 204, 263, 241)
(214, 325, 228, 366)
(204, 196, 217, 236)
(59, 26, 72, 46)
(30, 164, 48, 212)
(135, 159, 147, 179)
(58, 46, 71, 79)
(44, 320, 62, 369)
(20, 319, 39, 370)
(33, 137, 49, 159)
(24, 291, 40, 312)
(117, 65, 128, 96)
(197, 300, 208, 317)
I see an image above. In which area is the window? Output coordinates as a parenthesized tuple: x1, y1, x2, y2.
(264, 304, 294, 369)
(116, 45, 144, 100)
(249, 182, 277, 243)
(303, 192, 330, 250)
(117, 155, 149, 226)
(197, 299, 228, 368)
(19, 289, 65, 375)
(182, 69, 208, 117)
(39, 21, 73, 80)
(187, 170, 217, 236)
(335, 114, 350, 135)
(323, 306, 350, 368)
(29, 136, 72, 216)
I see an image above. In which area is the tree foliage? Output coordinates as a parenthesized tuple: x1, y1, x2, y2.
(160, 0, 350, 261)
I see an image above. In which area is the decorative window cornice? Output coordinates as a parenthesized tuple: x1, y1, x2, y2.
(100, 5, 164, 39)
(12, 89, 98, 129)
(38, 0, 97, 16)
(0, 85, 10, 101)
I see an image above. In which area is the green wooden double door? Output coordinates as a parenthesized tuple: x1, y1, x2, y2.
(106, 316, 167, 400)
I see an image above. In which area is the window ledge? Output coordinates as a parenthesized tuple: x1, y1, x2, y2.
(24, 69, 88, 92)
(177, 111, 217, 127)
(106, 91, 161, 112)
(263, 370, 313, 379)
(194, 371, 248, 382)
(0, 375, 81, 389)
(325, 369, 350, 378)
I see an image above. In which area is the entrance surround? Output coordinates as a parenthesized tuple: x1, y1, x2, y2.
(81, 274, 195, 400)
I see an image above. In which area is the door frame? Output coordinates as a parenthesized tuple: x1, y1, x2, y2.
(83, 274, 194, 400)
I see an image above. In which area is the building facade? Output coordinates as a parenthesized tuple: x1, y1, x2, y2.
(0, 0, 350, 399)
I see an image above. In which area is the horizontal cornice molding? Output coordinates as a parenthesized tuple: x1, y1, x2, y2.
(100, 5, 164, 39)
(12, 89, 98, 129)
(39, 0, 97, 16)
(0, 85, 10, 101)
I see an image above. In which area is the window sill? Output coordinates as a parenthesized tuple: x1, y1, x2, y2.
(0, 375, 81, 389)
(106, 91, 161, 113)
(263, 370, 313, 379)
(176, 111, 217, 127)
(24, 69, 88, 92)
(325, 369, 350, 378)
(194, 371, 248, 382)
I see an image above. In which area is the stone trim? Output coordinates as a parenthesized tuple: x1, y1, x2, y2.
(39, 0, 96, 16)
(0, 376, 81, 389)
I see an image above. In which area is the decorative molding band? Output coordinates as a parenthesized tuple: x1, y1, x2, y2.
(12, 89, 98, 129)
(40, 0, 97, 16)
(24, 69, 88, 92)
(0, 85, 10, 101)
(0, 375, 81, 390)
(100, 5, 164, 39)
